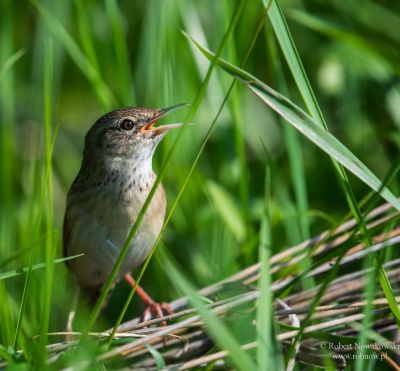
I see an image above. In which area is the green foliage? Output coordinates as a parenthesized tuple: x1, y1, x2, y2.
(0, 0, 399, 368)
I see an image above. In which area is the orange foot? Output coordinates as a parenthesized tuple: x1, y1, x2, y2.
(142, 302, 173, 326)
(124, 273, 173, 326)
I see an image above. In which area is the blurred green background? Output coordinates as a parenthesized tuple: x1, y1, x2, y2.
(1, 0, 400, 367)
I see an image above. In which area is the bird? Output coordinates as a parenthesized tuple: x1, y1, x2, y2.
(63, 103, 186, 320)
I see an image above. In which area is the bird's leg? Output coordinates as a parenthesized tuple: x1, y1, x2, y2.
(124, 273, 173, 326)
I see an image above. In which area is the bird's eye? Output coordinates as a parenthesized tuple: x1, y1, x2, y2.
(120, 118, 135, 131)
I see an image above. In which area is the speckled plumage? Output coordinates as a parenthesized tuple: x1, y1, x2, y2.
(63, 106, 181, 298)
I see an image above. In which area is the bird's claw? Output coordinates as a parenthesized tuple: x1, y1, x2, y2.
(142, 302, 173, 326)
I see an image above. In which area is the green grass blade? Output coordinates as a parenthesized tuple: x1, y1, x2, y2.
(0, 48, 25, 84)
(37, 37, 56, 365)
(265, 0, 323, 122)
(257, 164, 280, 368)
(74, 0, 101, 72)
(144, 344, 165, 371)
(355, 261, 378, 371)
(283, 126, 310, 239)
(12, 254, 32, 350)
(206, 180, 246, 243)
(264, 25, 313, 291)
(105, 0, 136, 106)
(372, 254, 400, 325)
(223, 0, 250, 237)
(0, 255, 83, 281)
(264, 27, 310, 241)
(162, 250, 256, 371)
(31, 0, 115, 110)
(0, 0, 17, 346)
(0, 249, 29, 269)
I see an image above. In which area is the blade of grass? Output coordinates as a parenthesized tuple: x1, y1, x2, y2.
(105, 0, 136, 105)
(257, 161, 281, 369)
(0, 48, 25, 84)
(37, 38, 57, 366)
(264, 26, 310, 243)
(0, 0, 17, 346)
(0, 248, 30, 269)
(0, 283, 13, 346)
(144, 344, 165, 371)
(265, 0, 322, 119)
(355, 261, 378, 371)
(31, 0, 115, 110)
(12, 251, 33, 351)
(74, 0, 101, 72)
(180, 1, 225, 111)
(162, 249, 256, 371)
(264, 23, 314, 292)
(275, 178, 303, 242)
(223, 0, 251, 257)
(206, 180, 246, 243)
(0, 255, 82, 281)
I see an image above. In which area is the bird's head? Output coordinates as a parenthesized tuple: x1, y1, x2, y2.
(84, 103, 187, 162)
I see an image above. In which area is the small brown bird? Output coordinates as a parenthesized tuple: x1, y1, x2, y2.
(63, 104, 186, 319)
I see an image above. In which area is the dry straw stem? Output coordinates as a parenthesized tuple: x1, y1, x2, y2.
(130, 304, 395, 370)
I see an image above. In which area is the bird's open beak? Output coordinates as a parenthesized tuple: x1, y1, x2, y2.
(140, 103, 189, 134)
